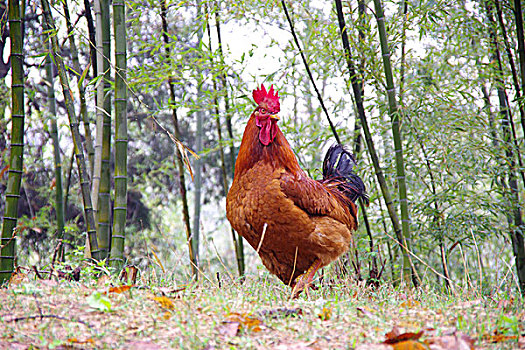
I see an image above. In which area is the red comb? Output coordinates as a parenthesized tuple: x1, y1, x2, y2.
(252, 84, 280, 113)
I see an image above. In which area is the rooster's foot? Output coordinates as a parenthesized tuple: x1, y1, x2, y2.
(290, 259, 322, 299)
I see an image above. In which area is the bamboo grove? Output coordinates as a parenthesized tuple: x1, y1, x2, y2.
(1, 0, 525, 297)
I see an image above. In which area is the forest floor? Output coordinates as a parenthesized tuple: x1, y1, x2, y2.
(0, 267, 523, 349)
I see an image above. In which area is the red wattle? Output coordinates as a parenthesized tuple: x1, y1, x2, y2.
(259, 120, 272, 145)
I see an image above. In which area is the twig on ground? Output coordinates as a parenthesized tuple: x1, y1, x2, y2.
(5, 314, 93, 329)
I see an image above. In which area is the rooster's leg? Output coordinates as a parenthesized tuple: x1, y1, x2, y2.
(291, 259, 322, 299)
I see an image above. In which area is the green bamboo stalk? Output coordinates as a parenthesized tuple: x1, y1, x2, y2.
(160, 0, 197, 279)
(109, 0, 127, 271)
(45, 24, 65, 260)
(214, 2, 245, 277)
(0, 0, 24, 285)
(92, 0, 112, 259)
(399, 0, 408, 106)
(41, 0, 101, 261)
(372, 0, 415, 286)
(334, 0, 417, 286)
(486, 0, 525, 295)
(63, 0, 95, 176)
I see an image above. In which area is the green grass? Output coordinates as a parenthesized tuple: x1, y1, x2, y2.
(0, 268, 522, 349)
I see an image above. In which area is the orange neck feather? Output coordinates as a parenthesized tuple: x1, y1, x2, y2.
(233, 113, 303, 179)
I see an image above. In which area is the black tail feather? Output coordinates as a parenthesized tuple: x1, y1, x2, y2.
(322, 144, 368, 205)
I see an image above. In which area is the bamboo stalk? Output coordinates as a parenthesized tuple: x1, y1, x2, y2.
(45, 23, 65, 260)
(334, 0, 417, 286)
(160, 0, 197, 279)
(41, 0, 101, 260)
(0, 0, 24, 284)
(372, 0, 415, 286)
(109, 0, 128, 271)
(63, 0, 95, 176)
(92, 0, 112, 259)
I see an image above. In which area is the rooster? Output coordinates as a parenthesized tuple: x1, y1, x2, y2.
(226, 84, 367, 297)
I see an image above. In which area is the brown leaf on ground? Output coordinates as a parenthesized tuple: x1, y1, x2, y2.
(67, 337, 95, 345)
(317, 307, 332, 321)
(150, 296, 175, 310)
(392, 340, 426, 350)
(225, 312, 263, 332)
(9, 267, 28, 286)
(424, 332, 475, 350)
(107, 285, 134, 294)
(399, 300, 420, 308)
(384, 327, 423, 344)
(482, 334, 517, 343)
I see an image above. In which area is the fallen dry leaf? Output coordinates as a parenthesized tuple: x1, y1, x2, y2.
(9, 267, 28, 286)
(482, 333, 517, 343)
(107, 285, 134, 294)
(225, 312, 263, 332)
(68, 337, 95, 344)
(384, 327, 424, 345)
(392, 340, 426, 350)
(150, 295, 175, 310)
(318, 307, 332, 321)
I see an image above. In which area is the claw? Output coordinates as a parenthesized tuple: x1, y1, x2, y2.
(290, 259, 322, 299)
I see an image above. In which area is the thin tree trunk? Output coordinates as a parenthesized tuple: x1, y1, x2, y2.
(514, 0, 525, 99)
(215, 2, 244, 277)
(109, 0, 128, 271)
(160, 0, 197, 279)
(41, 0, 101, 260)
(372, 0, 415, 286)
(192, 110, 202, 267)
(83, 0, 98, 81)
(45, 25, 65, 261)
(334, 0, 418, 286)
(486, 0, 525, 295)
(63, 0, 95, 176)
(93, 0, 112, 259)
(206, 12, 242, 277)
(0, 0, 24, 284)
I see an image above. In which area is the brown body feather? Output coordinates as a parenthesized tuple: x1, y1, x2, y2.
(226, 113, 358, 285)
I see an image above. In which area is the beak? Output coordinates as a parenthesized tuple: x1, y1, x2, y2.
(270, 114, 280, 121)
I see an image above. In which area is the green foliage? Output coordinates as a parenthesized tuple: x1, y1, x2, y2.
(3, 0, 525, 295)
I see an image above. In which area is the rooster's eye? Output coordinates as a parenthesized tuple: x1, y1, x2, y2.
(260, 108, 267, 114)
